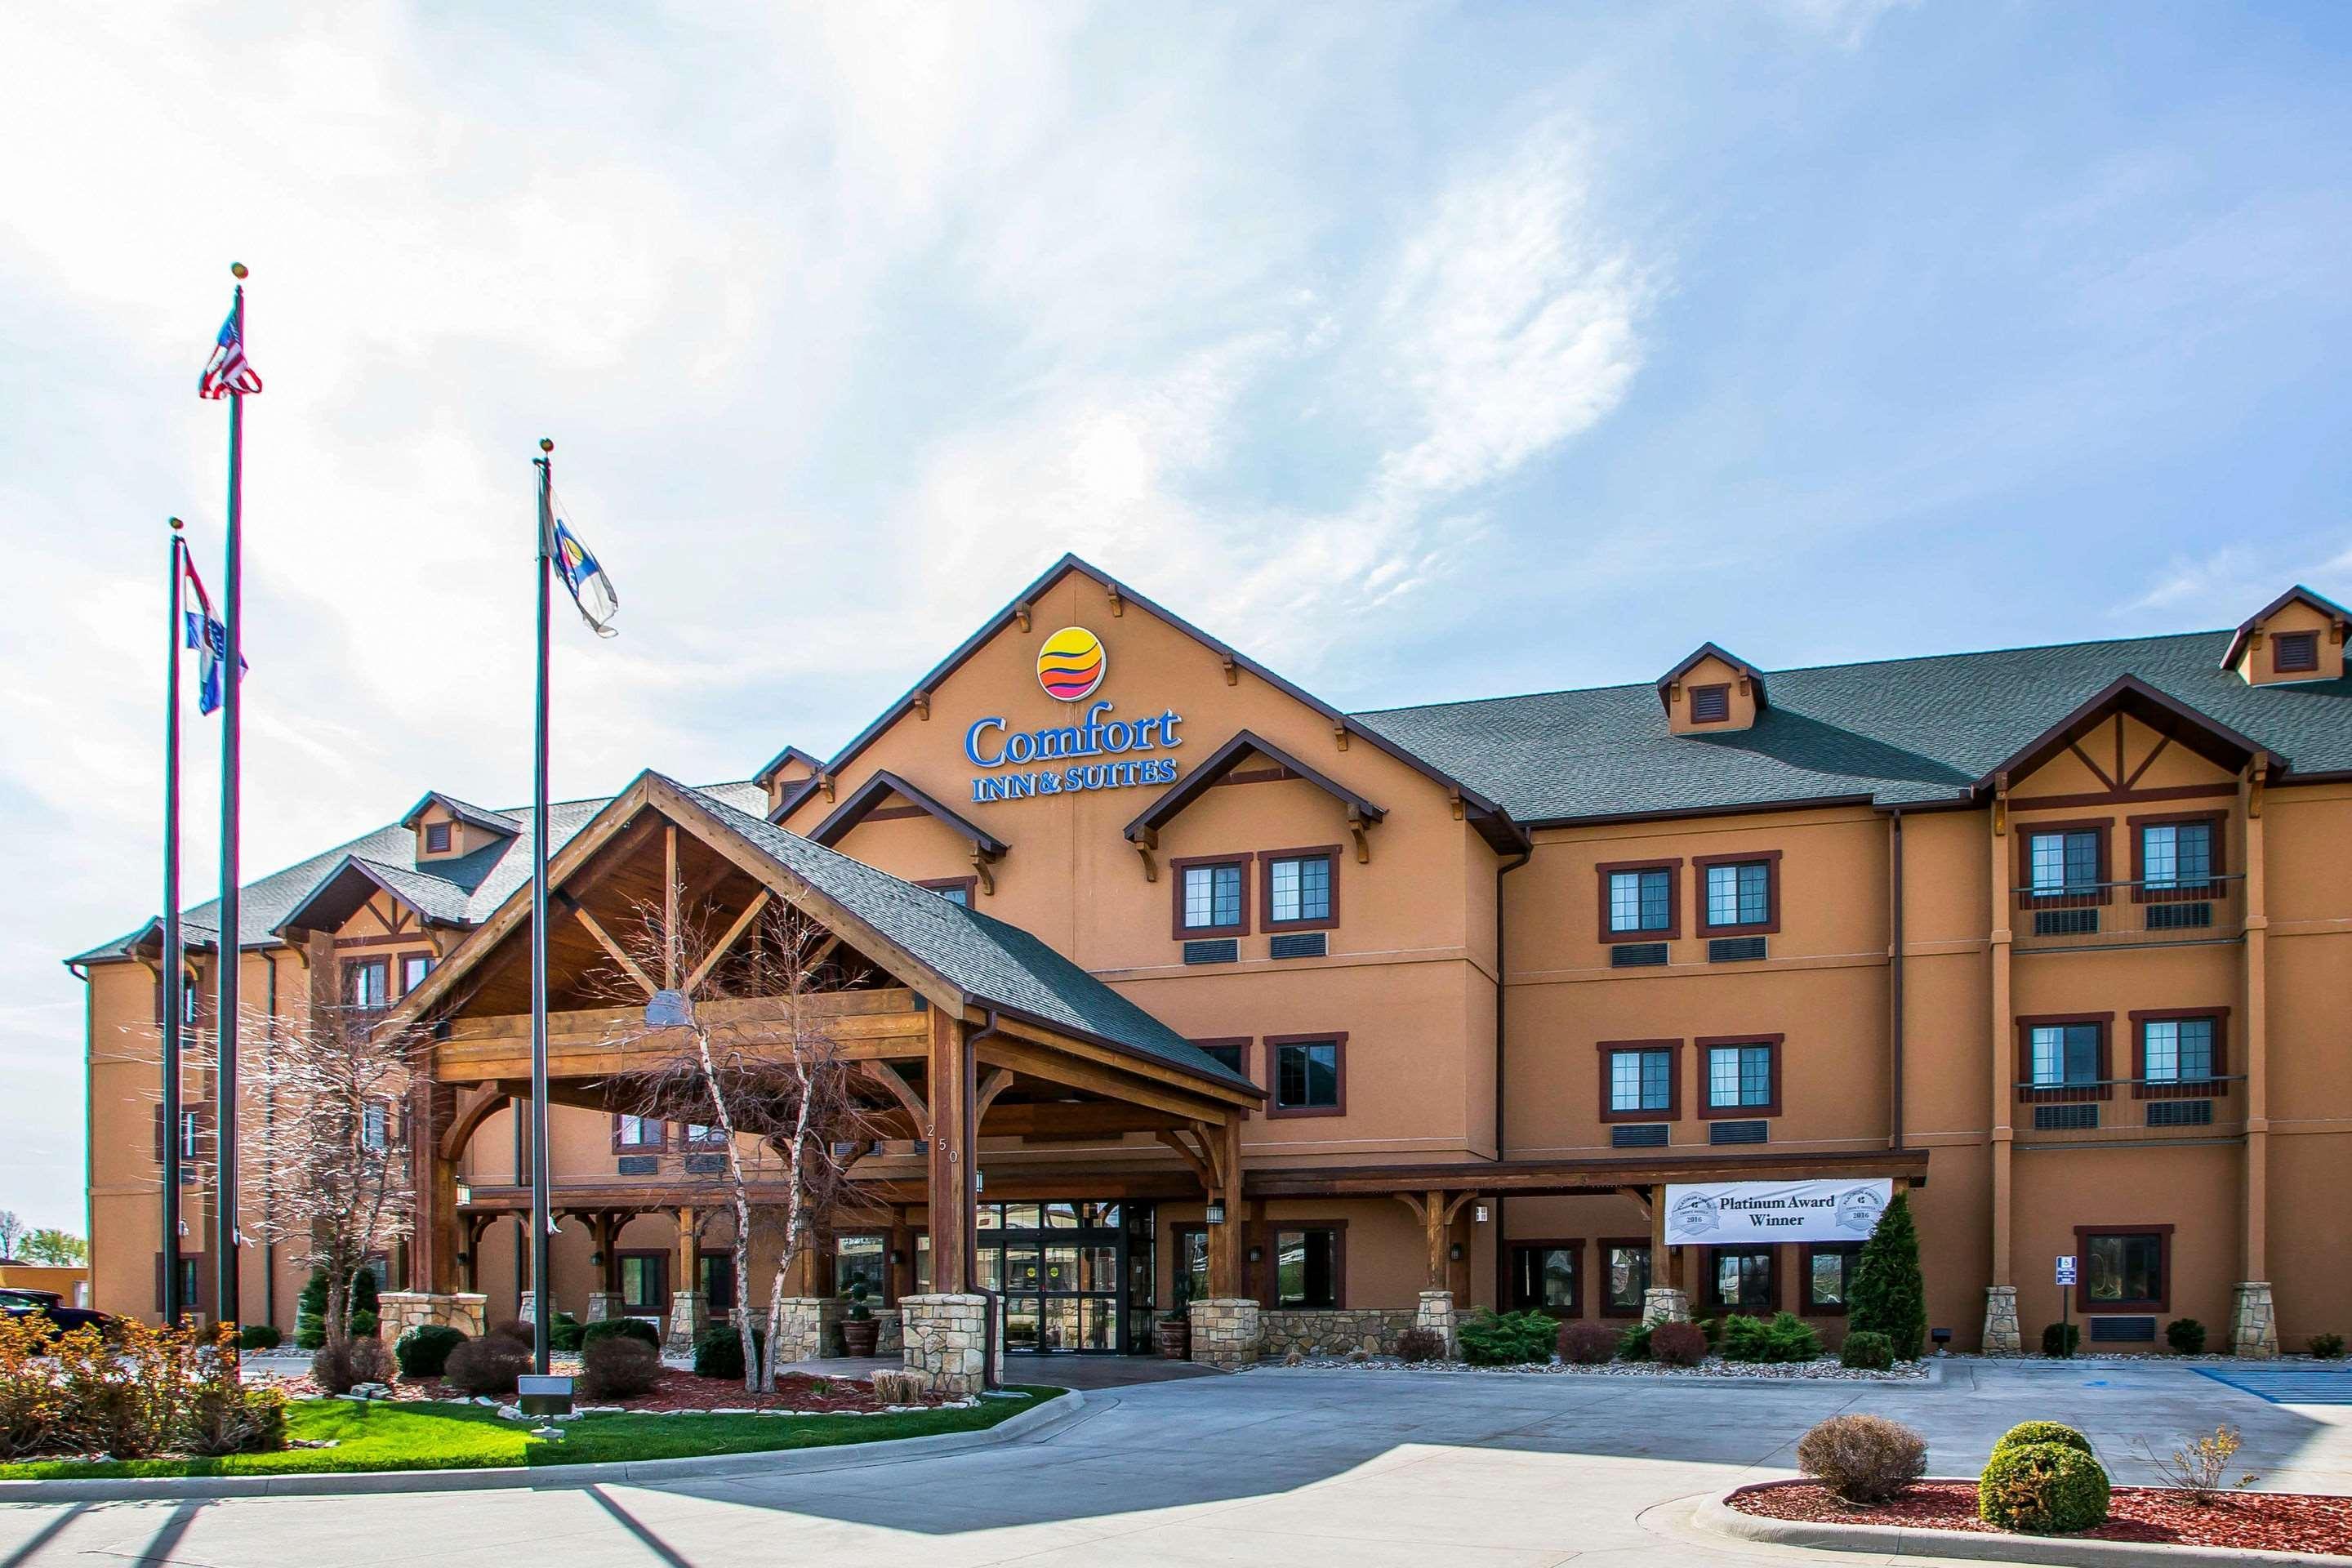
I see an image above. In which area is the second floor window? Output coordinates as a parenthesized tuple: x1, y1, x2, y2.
(345, 959, 389, 1011)
(2141, 1017, 2216, 1084)
(1265, 853, 1334, 927)
(1608, 870, 1672, 933)
(1193, 1040, 1247, 1076)
(1181, 861, 1245, 933)
(360, 1102, 389, 1150)
(400, 953, 431, 992)
(1703, 860, 1772, 929)
(2029, 1022, 2100, 1088)
(180, 1109, 203, 1159)
(2139, 822, 2214, 890)
(684, 1122, 725, 1145)
(1706, 1044, 1775, 1112)
(617, 1114, 663, 1149)
(1272, 1038, 1342, 1113)
(1608, 1048, 1673, 1115)
(2028, 830, 2100, 896)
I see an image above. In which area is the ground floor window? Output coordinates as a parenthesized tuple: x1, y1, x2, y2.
(697, 1251, 735, 1313)
(1601, 1239, 1651, 1316)
(617, 1251, 666, 1312)
(2078, 1227, 2169, 1311)
(1272, 1227, 1341, 1308)
(1510, 1242, 1579, 1315)
(1175, 1226, 1209, 1305)
(1802, 1244, 1861, 1314)
(834, 1232, 887, 1300)
(1707, 1246, 1775, 1314)
(914, 1232, 932, 1294)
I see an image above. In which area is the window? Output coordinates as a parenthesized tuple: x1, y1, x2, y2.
(1268, 1036, 1344, 1116)
(682, 1122, 725, 1146)
(834, 1233, 887, 1300)
(424, 821, 452, 853)
(1599, 859, 1680, 939)
(344, 958, 390, 1011)
(2132, 816, 2221, 902)
(2078, 1227, 2168, 1310)
(155, 1254, 200, 1316)
(400, 953, 432, 993)
(1599, 1041, 1679, 1121)
(1802, 1244, 1862, 1314)
(2021, 1016, 2108, 1100)
(1172, 857, 1249, 937)
(2025, 826, 2105, 898)
(183, 985, 202, 1025)
(1273, 1227, 1341, 1308)
(919, 877, 976, 906)
(1701, 1037, 1780, 1117)
(613, 1114, 664, 1151)
(1262, 849, 1337, 930)
(1601, 1241, 1651, 1316)
(1174, 1226, 1209, 1306)
(360, 1102, 389, 1150)
(1192, 1039, 1248, 1077)
(617, 1252, 666, 1312)
(1510, 1243, 1579, 1316)
(2133, 1010, 2226, 1097)
(180, 1109, 203, 1160)
(2274, 630, 2319, 674)
(697, 1252, 736, 1312)
(1697, 853, 1780, 933)
(1690, 683, 1731, 724)
(1708, 1246, 1775, 1313)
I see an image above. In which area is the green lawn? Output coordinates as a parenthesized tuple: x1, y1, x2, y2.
(0, 1388, 1058, 1481)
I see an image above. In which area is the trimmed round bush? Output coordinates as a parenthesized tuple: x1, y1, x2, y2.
(693, 1325, 766, 1381)
(394, 1324, 468, 1378)
(2310, 1332, 2345, 1359)
(1979, 1441, 2110, 1534)
(1393, 1325, 1446, 1364)
(550, 1312, 586, 1353)
(1838, 1330, 1895, 1370)
(2040, 1321, 2080, 1357)
(484, 1320, 536, 1352)
(236, 1323, 283, 1351)
(579, 1337, 662, 1401)
(581, 1316, 662, 1352)
(2165, 1318, 2207, 1355)
(1557, 1320, 1618, 1365)
(1797, 1414, 1927, 1503)
(444, 1336, 530, 1396)
(1650, 1321, 1708, 1366)
(1993, 1420, 2094, 1460)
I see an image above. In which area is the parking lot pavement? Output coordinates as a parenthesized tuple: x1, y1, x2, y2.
(4, 1359, 2344, 1567)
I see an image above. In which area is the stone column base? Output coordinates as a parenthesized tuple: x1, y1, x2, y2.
(375, 1291, 488, 1344)
(1642, 1287, 1690, 1325)
(666, 1290, 708, 1353)
(1188, 1298, 1262, 1370)
(585, 1291, 625, 1323)
(1980, 1285, 2022, 1355)
(769, 1297, 826, 1365)
(516, 1290, 537, 1327)
(901, 1293, 989, 1395)
(2231, 1281, 2279, 1359)
(1415, 1290, 1459, 1358)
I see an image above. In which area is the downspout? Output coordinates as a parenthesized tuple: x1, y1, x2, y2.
(263, 950, 280, 1329)
(1888, 810, 1905, 1152)
(1491, 845, 1533, 1312)
(964, 1006, 1002, 1388)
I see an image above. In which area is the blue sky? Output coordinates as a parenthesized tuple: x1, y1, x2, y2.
(1, 2, 2347, 1232)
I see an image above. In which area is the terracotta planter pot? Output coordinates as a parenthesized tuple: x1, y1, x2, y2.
(1156, 1316, 1191, 1360)
(840, 1316, 880, 1357)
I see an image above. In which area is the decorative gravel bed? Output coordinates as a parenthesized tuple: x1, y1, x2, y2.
(1249, 1353, 1931, 1381)
(1731, 1478, 2352, 1557)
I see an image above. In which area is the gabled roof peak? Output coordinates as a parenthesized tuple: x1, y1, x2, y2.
(2221, 584, 2352, 670)
(1656, 642, 1768, 714)
(398, 791, 519, 838)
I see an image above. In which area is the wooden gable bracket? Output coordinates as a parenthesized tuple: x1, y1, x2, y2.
(1131, 825, 1159, 884)
(1347, 805, 1374, 865)
(2249, 753, 2270, 820)
(971, 846, 1000, 898)
(1992, 771, 2010, 837)
(1107, 583, 1125, 617)
(684, 889, 773, 996)
(1448, 786, 1465, 822)
(1333, 719, 1349, 752)
(1014, 600, 1032, 632)
(1220, 651, 1237, 687)
(913, 690, 931, 721)
(567, 897, 657, 998)
(820, 772, 837, 803)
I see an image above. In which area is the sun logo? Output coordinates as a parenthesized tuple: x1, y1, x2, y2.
(1036, 626, 1107, 701)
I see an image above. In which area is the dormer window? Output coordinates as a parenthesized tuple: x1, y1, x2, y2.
(1689, 684, 1731, 724)
(1657, 644, 1766, 735)
(2221, 586, 2349, 685)
(424, 822, 452, 854)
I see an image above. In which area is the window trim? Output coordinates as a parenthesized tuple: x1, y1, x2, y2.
(2126, 812, 2226, 902)
(342, 956, 390, 1010)
(1597, 1039, 1683, 1123)
(1189, 1036, 1252, 1080)
(1693, 851, 1782, 935)
(1688, 683, 1732, 724)
(1695, 1033, 1784, 1119)
(2014, 819, 2113, 907)
(1703, 1243, 1780, 1316)
(1258, 844, 1341, 933)
(1508, 1237, 1584, 1316)
(2128, 1008, 2230, 1099)
(1597, 858, 1684, 943)
(2272, 629, 2320, 675)
(2016, 1013, 2114, 1104)
(1169, 854, 1252, 939)
(1597, 1236, 1654, 1319)
(1263, 1033, 1348, 1119)
(2073, 1223, 2172, 1313)
(611, 1113, 668, 1152)
(918, 875, 979, 906)
(1798, 1242, 1862, 1316)
(1264, 1218, 1348, 1309)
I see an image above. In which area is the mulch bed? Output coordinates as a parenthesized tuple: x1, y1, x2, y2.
(1732, 1478, 2352, 1557)
(246, 1365, 942, 1413)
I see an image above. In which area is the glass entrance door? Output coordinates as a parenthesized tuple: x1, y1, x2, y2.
(976, 1200, 1130, 1352)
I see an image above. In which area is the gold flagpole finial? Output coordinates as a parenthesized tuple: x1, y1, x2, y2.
(168, 516, 185, 532)
(229, 262, 248, 279)
(539, 438, 554, 453)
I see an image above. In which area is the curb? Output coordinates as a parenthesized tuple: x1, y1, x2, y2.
(1247, 1359, 1944, 1389)
(1694, 1480, 2341, 1568)
(0, 1388, 1080, 1502)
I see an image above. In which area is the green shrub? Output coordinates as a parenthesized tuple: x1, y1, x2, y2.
(550, 1312, 585, 1353)
(2041, 1321, 2080, 1358)
(581, 1316, 662, 1352)
(1993, 1420, 2095, 1460)
(1721, 1314, 1771, 1363)
(1765, 1312, 1823, 1363)
(1698, 1315, 1722, 1348)
(1650, 1321, 1708, 1366)
(1557, 1320, 1618, 1365)
(2310, 1333, 2345, 1360)
(348, 1267, 380, 1322)
(394, 1324, 468, 1378)
(1456, 1309, 1558, 1366)
(236, 1323, 283, 1351)
(1616, 1321, 1654, 1361)
(2165, 1318, 2207, 1356)
(1979, 1442, 2109, 1534)
(1797, 1413, 1927, 1503)
(443, 1337, 530, 1396)
(347, 1311, 379, 1339)
(693, 1325, 766, 1381)
(295, 1269, 329, 1350)
(578, 1336, 662, 1401)
(1839, 1330, 1895, 1370)
(1393, 1326, 1446, 1363)
(1848, 1191, 1926, 1361)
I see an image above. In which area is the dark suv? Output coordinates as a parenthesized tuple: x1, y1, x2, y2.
(0, 1288, 116, 1336)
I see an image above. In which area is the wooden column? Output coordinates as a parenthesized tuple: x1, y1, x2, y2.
(1207, 1112, 1244, 1298)
(1423, 1190, 1446, 1288)
(597, 1212, 624, 1294)
(925, 1004, 975, 1295)
(674, 1207, 698, 1297)
(409, 1081, 461, 1294)
(887, 1205, 913, 1304)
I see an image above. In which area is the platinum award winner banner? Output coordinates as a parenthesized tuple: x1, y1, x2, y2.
(1664, 1178, 1893, 1245)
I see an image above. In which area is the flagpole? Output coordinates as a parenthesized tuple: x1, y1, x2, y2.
(162, 519, 186, 1325)
(530, 439, 555, 1377)
(214, 263, 249, 1327)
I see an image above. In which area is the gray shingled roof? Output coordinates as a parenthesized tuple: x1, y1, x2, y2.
(679, 782, 1257, 1094)
(1352, 630, 2352, 824)
(68, 782, 768, 965)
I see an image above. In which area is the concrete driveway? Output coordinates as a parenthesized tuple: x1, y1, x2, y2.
(4, 1361, 2347, 1567)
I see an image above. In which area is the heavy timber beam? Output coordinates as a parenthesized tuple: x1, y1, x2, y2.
(684, 890, 771, 996)
(973, 1036, 1236, 1124)
(443, 988, 923, 1041)
(439, 1080, 519, 1160)
(992, 1102, 1187, 1136)
(1250, 1151, 1930, 1198)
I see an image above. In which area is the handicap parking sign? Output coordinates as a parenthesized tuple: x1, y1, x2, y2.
(2056, 1254, 2078, 1285)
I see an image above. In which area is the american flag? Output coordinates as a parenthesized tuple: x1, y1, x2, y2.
(198, 306, 263, 399)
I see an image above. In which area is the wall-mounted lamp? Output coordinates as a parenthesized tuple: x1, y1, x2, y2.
(455, 1183, 472, 1206)
(588, 1251, 605, 1267)
(1448, 1242, 1464, 1263)
(1205, 1200, 1227, 1225)
(889, 1249, 906, 1267)
(1247, 1245, 1263, 1264)
(1931, 1327, 1953, 1356)
(455, 1251, 470, 1267)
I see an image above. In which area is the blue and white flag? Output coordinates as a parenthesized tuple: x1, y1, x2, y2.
(181, 554, 246, 715)
(546, 502, 619, 638)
